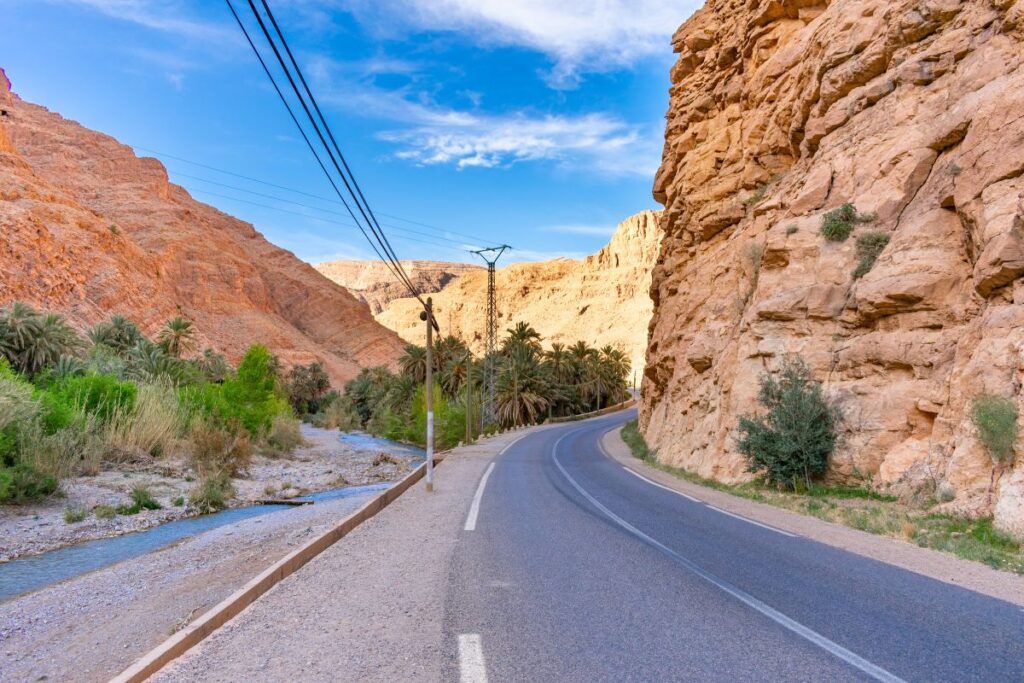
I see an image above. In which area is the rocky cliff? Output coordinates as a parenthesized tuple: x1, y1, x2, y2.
(644, 0, 1024, 535)
(373, 210, 662, 377)
(316, 259, 482, 314)
(0, 70, 404, 384)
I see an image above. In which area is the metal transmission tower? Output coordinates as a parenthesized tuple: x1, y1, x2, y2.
(471, 245, 511, 425)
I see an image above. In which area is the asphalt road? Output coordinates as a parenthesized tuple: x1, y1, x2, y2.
(444, 410, 1024, 682)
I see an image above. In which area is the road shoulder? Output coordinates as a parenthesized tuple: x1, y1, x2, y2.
(602, 426, 1024, 607)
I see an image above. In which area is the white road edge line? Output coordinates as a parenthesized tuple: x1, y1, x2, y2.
(705, 504, 799, 538)
(458, 633, 488, 683)
(551, 432, 905, 683)
(621, 466, 703, 503)
(464, 463, 496, 531)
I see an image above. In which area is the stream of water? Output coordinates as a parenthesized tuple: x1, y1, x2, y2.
(0, 432, 424, 603)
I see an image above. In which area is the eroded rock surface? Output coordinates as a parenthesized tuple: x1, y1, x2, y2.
(376, 211, 662, 377)
(0, 70, 404, 384)
(643, 1, 1024, 536)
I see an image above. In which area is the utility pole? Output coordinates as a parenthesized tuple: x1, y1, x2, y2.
(465, 374, 473, 445)
(420, 297, 438, 492)
(470, 245, 511, 428)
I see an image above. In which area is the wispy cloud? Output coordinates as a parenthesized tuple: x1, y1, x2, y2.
(544, 224, 616, 237)
(307, 56, 660, 177)
(341, 0, 700, 88)
(61, 0, 236, 43)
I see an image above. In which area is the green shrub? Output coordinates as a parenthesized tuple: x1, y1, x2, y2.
(971, 395, 1018, 465)
(853, 231, 890, 278)
(821, 203, 878, 242)
(63, 504, 88, 523)
(172, 495, 185, 507)
(0, 463, 59, 503)
(49, 374, 136, 424)
(322, 396, 361, 431)
(621, 420, 655, 461)
(16, 414, 104, 478)
(737, 356, 840, 490)
(94, 504, 116, 519)
(189, 472, 233, 514)
(131, 485, 162, 510)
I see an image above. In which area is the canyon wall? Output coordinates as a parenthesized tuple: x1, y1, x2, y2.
(0, 70, 404, 384)
(371, 210, 662, 378)
(643, 0, 1024, 535)
(316, 259, 482, 314)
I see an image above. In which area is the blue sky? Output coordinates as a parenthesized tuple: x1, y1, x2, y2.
(1, 0, 699, 264)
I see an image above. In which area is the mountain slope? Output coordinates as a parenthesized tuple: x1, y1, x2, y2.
(368, 211, 661, 377)
(0, 69, 404, 383)
(644, 1, 1024, 535)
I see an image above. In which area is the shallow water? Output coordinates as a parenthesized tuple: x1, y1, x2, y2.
(338, 431, 426, 458)
(0, 481, 394, 603)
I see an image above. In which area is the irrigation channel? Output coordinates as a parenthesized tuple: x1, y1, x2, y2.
(0, 433, 425, 603)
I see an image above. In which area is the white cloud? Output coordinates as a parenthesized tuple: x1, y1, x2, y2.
(342, 0, 700, 87)
(380, 111, 656, 176)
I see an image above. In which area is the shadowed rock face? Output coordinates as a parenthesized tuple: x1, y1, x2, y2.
(0, 70, 405, 385)
(316, 260, 483, 315)
(644, 0, 1024, 536)
(370, 211, 663, 379)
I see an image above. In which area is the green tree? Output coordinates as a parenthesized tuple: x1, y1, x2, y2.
(287, 361, 331, 413)
(736, 356, 840, 490)
(0, 303, 83, 375)
(495, 345, 550, 427)
(88, 315, 144, 354)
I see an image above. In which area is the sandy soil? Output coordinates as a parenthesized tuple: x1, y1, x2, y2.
(0, 425, 417, 562)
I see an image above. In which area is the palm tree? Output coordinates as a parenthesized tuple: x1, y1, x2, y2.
(503, 321, 543, 355)
(197, 348, 230, 383)
(399, 344, 427, 384)
(89, 314, 143, 354)
(0, 303, 82, 375)
(441, 351, 472, 399)
(158, 316, 196, 358)
(495, 345, 550, 427)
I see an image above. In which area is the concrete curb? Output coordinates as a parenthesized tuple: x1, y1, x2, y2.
(601, 426, 1024, 608)
(109, 457, 441, 683)
(545, 399, 637, 424)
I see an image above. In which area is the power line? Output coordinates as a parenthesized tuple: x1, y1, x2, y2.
(238, 0, 423, 304)
(132, 144, 501, 247)
(188, 187, 474, 254)
(224, 0, 409, 290)
(175, 171, 477, 247)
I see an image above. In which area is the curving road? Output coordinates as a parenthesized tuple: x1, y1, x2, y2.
(443, 410, 1024, 682)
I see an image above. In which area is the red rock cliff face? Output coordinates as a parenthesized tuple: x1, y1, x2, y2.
(644, 1, 1024, 535)
(0, 70, 404, 384)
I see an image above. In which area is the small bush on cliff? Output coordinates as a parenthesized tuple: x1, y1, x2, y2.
(622, 420, 655, 462)
(821, 203, 877, 242)
(853, 231, 890, 279)
(971, 395, 1018, 465)
(737, 356, 840, 490)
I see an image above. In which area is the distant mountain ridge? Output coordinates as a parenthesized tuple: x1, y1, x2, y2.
(322, 211, 662, 378)
(316, 260, 482, 314)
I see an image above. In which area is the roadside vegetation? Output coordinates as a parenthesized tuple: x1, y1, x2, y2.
(621, 354, 1024, 575)
(313, 322, 631, 450)
(0, 302, 310, 515)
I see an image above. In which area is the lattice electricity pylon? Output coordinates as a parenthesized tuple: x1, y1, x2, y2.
(471, 244, 511, 425)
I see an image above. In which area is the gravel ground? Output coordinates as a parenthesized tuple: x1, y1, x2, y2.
(0, 425, 414, 562)
(602, 427, 1024, 607)
(150, 427, 543, 683)
(0, 484, 382, 683)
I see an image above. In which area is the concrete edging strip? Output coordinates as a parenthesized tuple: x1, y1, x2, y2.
(110, 457, 439, 683)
